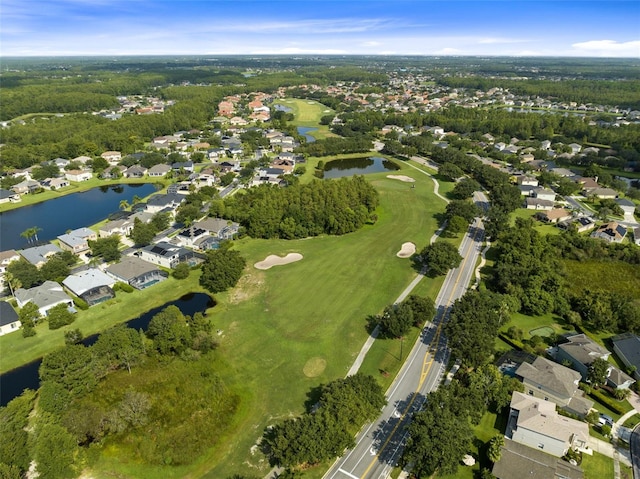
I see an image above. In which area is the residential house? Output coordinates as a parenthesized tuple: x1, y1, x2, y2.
(515, 356, 593, 417)
(557, 217, 596, 233)
(207, 147, 227, 161)
(615, 198, 636, 215)
(193, 217, 240, 240)
(533, 188, 556, 202)
(65, 169, 92, 182)
(568, 143, 582, 155)
(42, 177, 70, 190)
(100, 165, 126, 179)
(137, 241, 203, 269)
(145, 193, 184, 214)
(516, 176, 539, 187)
(0, 302, 21, 336)
(525, 197, 554, 210)
(540, 140, 552, 150)
(492, 438, 583, 479)
(550, 167, 577, 178)
(556, 333, 611, 384)
(124, 165, 148, 178)
(507, 391, 590, 458)
(0, 249, 21, 281)
(101, 151, 122, 165)
(63, 268, 116, 306)
(590, 221, 627, 243)
(147, 164, 171, 177)
(99, 218, 134, 238)
(105, 256, 168, 290)
(72, 156, 92, 165)
(612, 334, 640, 381)
(11, 179, 41, 194)
(0, 189, 21, 203)
(15, 280, 74, 317)
(172, 161, 194, 173)
(535, 208, 571, 224)
(20, 244, 63, 268)
(556, 333, 609, 379)
(57, 227, 97, 254)
(586, 187, 618, 199)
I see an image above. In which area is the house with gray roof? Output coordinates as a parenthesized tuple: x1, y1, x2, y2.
(15, 280, 74, 317)
(0, 301, 21, 336)
(62, 268, 116, 306)
(20, 244, 63, 267)
(556, 333, 609, 381)
(105, 256, 167, 290)
(137, 242, 203, 269)
(57, 227, 97, 253)
(492, 438, 583, 479)
(147, 163, 171, 177)
(612, 334, 640, 381)
(0, 188, 21, 204)
(145, 193, 184, 214)
(507, 391, 590, 458)
(516, 356, 593, 417)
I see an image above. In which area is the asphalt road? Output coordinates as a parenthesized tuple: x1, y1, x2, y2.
(631, 424, 640, 479)
(323, 192, 487, 479)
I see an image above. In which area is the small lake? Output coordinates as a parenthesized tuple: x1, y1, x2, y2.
(274, 104, 292, 112)
(323, 157, 400, 179)
(0, 292, 214, 406)
(0, 183, 158, 251)
(297, 126, 317, 143)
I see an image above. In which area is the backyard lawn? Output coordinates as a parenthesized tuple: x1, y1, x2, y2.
(582, 452, 614, 479)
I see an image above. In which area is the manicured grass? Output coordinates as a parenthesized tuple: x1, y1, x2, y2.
(510, 208, 562, 235)
(623, 413, 640, 429)
(582, 452, 614, 479)
(278, 97, 337, 140)
(502, 312, 569, 340)
(0, 272, 207, 373)
(85, 163, 447, 478)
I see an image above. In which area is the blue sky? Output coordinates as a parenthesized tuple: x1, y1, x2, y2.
(1, 0, 639, 57)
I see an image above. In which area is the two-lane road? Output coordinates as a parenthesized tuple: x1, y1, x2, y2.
(324, 192, 487, 479)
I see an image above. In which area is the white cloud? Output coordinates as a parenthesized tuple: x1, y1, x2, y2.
(250, 47, 348, 55)
(435, 47, 462, 55)
(571, 39, 640, 57)
(478, 37, 529, 44)
(361, 41, 381, 47)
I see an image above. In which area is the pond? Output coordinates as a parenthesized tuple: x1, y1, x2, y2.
(0, 183, 158, 251)
(297, 126, 317, 143)
(0, 292, 214, 406)
(323, 157, 400, 179)
(273, 104, 292, 112)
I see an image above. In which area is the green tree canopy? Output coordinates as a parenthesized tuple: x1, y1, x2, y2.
(419, 241, 463, 277)
(199, 248, 246, 294)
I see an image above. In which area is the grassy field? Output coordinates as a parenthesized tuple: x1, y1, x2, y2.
(0, 273, 208, 373)
(277, 97, 337, 140)
(510, 208, 563, 236)
(582, 452, 614, 479)
(84, 163, 448, 478)
(563, 259, 640, 299)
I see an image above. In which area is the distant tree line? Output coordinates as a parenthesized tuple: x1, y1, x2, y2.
(223, 176, 379, 239)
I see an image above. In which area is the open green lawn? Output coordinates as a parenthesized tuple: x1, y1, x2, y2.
(0, 273, 208, 373)
(502, 311, 569, 340)
(510, 208, 562, 236)
(85, 163, 448, 478)
(582, 452, 614, 479)
(278, 97, 337, 140)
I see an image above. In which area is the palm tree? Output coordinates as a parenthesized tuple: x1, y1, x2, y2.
(119, 199, 130, 210)
(4, 271, 21, 297)
(132, 195, 142, 204)
(20, 226, 42, 244)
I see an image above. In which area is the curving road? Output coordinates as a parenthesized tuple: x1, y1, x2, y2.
(323, 192, 488, 479)
(631, 424, 640, 479)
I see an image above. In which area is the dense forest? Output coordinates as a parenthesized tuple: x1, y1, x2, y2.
(222, 175, 379, 238)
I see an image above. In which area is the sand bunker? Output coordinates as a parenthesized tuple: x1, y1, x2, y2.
(387, 175, 415, 183)
(396, 242, 416, 258)
(254, 253, 303, 270)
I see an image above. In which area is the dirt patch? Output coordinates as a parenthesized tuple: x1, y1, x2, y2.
(303, 357, 327, 377)
(229, 272, 265, 304)
(387, 174, 415, 183)
(254, 253, 303, 270)
(396, 242, 416, 258)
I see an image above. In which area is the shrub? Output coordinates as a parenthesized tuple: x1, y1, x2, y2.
(73, 297, 89, 310)
(113, 282, 134, 293)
